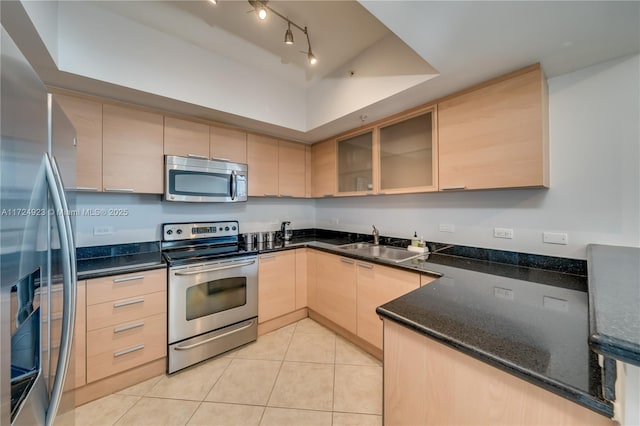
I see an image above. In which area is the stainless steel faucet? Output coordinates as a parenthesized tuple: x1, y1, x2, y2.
(281, 221, 291, 241)
(372, 225, 379, 245)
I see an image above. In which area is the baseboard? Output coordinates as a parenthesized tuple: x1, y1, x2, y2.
(73, 357, 166, 407)
(258, 308, 308, 335)
(308, 310, 383, 360)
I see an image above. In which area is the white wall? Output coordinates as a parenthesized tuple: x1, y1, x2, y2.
(315, 54, 640, 259)
(56, 2, 307, 132)
(74, 194, 315, 247)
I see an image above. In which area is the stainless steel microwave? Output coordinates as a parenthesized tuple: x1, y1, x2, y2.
(165, 155, 248, 202)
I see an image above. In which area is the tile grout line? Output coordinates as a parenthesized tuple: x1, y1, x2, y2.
(259, 321, 298, 425)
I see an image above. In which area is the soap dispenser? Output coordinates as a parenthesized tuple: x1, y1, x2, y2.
(411, 232, 420, 247)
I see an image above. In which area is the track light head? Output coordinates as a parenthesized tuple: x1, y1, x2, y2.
(257, 6, 267, 20)
(208, 0, 217, 4)
(284, 22, 294, 45)
(308, 49, 318, 65)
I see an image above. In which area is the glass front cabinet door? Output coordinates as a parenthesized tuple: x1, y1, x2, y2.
(378, 108, 438, 194)
(337, 130, 375, 194)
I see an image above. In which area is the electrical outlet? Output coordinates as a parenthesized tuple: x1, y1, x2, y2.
(439, 224, 455, 233)
(543, 232, 568, 245)
(93, 226, 114, 236)
(494, 287, 514, 300)
(493, 227, 514, 239)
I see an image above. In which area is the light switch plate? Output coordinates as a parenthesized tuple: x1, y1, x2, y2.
(493, 227, 514, 239)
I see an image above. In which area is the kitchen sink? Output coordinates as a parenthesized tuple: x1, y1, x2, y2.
(335, 242, 374, 250)
(336, 243, 423, 263)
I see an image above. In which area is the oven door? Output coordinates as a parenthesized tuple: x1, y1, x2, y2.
(168, 256, 257, 344)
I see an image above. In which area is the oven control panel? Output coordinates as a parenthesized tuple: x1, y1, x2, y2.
(163, 221, 239, 241)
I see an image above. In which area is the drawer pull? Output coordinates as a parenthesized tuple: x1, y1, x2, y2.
(263, 194, 278, 197)
(357, 263, 374, 269)
(113, 321, 145, 334)
(174, 320, 255, 351)
(259, 254, 276, 260)
(211, 157, 231, 162)
(340, 258, 355, 264)
(113, 344, 145, 358)
(440, 185, 466, 191)
(113, 275, 145, 283)
(104, 188, 135, 193)
(113, 297, 145, 308)
(74, 186, 99, 192)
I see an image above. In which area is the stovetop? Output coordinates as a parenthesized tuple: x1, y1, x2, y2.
(161, 220, 258, 266)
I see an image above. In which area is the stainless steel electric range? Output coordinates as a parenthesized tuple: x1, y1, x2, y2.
(161, 221, 257, 374)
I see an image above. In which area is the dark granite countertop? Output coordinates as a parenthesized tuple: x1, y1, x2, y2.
(376, 261, 612, 418)
(76, 241, 165, 280)
(587, 244, 640, 366)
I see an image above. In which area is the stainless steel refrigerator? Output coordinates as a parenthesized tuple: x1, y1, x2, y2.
(1, 24, 78, 426)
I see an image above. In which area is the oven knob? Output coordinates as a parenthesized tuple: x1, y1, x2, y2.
(232, 226, 237, 231)
(166, 230, 173, 235)
(225, 226, 230, 231)
(176, 229, 183, 235)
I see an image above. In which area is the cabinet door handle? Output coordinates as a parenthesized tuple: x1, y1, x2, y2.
(73, 186, 99, 192)
(260, 254, 276, 260)
(357, 263, 374, 269)
(279, 194, 294, 198)
(113, 321, 145, 334)
(187, 154, 208, 159)
(340, 258, 354, 264)
(322, 194, 334, 198)
(211, 157, 231, 162)
(114, 344, 145, 358)
(113, 275, 145, 283)
(263, 194, 278, 197)
(440, 186, 466, 191)
(104, 188, 135, 193)
(113, 297, 145, 308)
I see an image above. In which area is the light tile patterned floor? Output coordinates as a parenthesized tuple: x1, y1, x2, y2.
(57, 318, 382, 426)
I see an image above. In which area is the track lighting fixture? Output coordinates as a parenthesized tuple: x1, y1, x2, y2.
(208, 0, 217, 4)
(284, 22, 294, 45)
(246, 0, 317, 65)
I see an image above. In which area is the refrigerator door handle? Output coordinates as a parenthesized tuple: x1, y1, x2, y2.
(43, 154, 76, 426)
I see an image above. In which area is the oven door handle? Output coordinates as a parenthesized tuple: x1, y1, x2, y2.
(174, 260, 256, 276)
(173, 319, 256, 351)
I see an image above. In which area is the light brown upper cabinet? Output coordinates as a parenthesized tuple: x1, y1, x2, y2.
(337, 129, 376, 195)
(163, 117, 209, 159)
(438, 64, 549, 190)
(247, 133, 279, 196)
(278, 140, 306, 197)
(378, 107, 438, 194)
(103, 104, 164, 194)
(311, 138, 336, 197)
(54, 94, 103, 192)
(210, 125, 247, 163)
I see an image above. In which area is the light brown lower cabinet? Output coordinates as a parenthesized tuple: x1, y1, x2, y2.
(383, 319, 614, 426)
(356, 262, 420, 349)
(85, 269, 167, 384)
(295, 249, 308, 309)
(314, 251, 357, 334)
(258, 251, 296, 323)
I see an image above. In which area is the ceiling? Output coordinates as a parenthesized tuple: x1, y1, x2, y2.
(5, 1, 640, 143)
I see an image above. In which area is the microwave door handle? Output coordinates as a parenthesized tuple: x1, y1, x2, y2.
(230, 170, 237, 200)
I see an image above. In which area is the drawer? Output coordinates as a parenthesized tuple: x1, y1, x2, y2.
(86, 312, 166, 383)
(87, 269, 166, 306)
(87, 290, 166, 332)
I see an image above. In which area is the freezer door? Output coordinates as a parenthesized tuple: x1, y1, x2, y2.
(1, 25, 50, 426)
